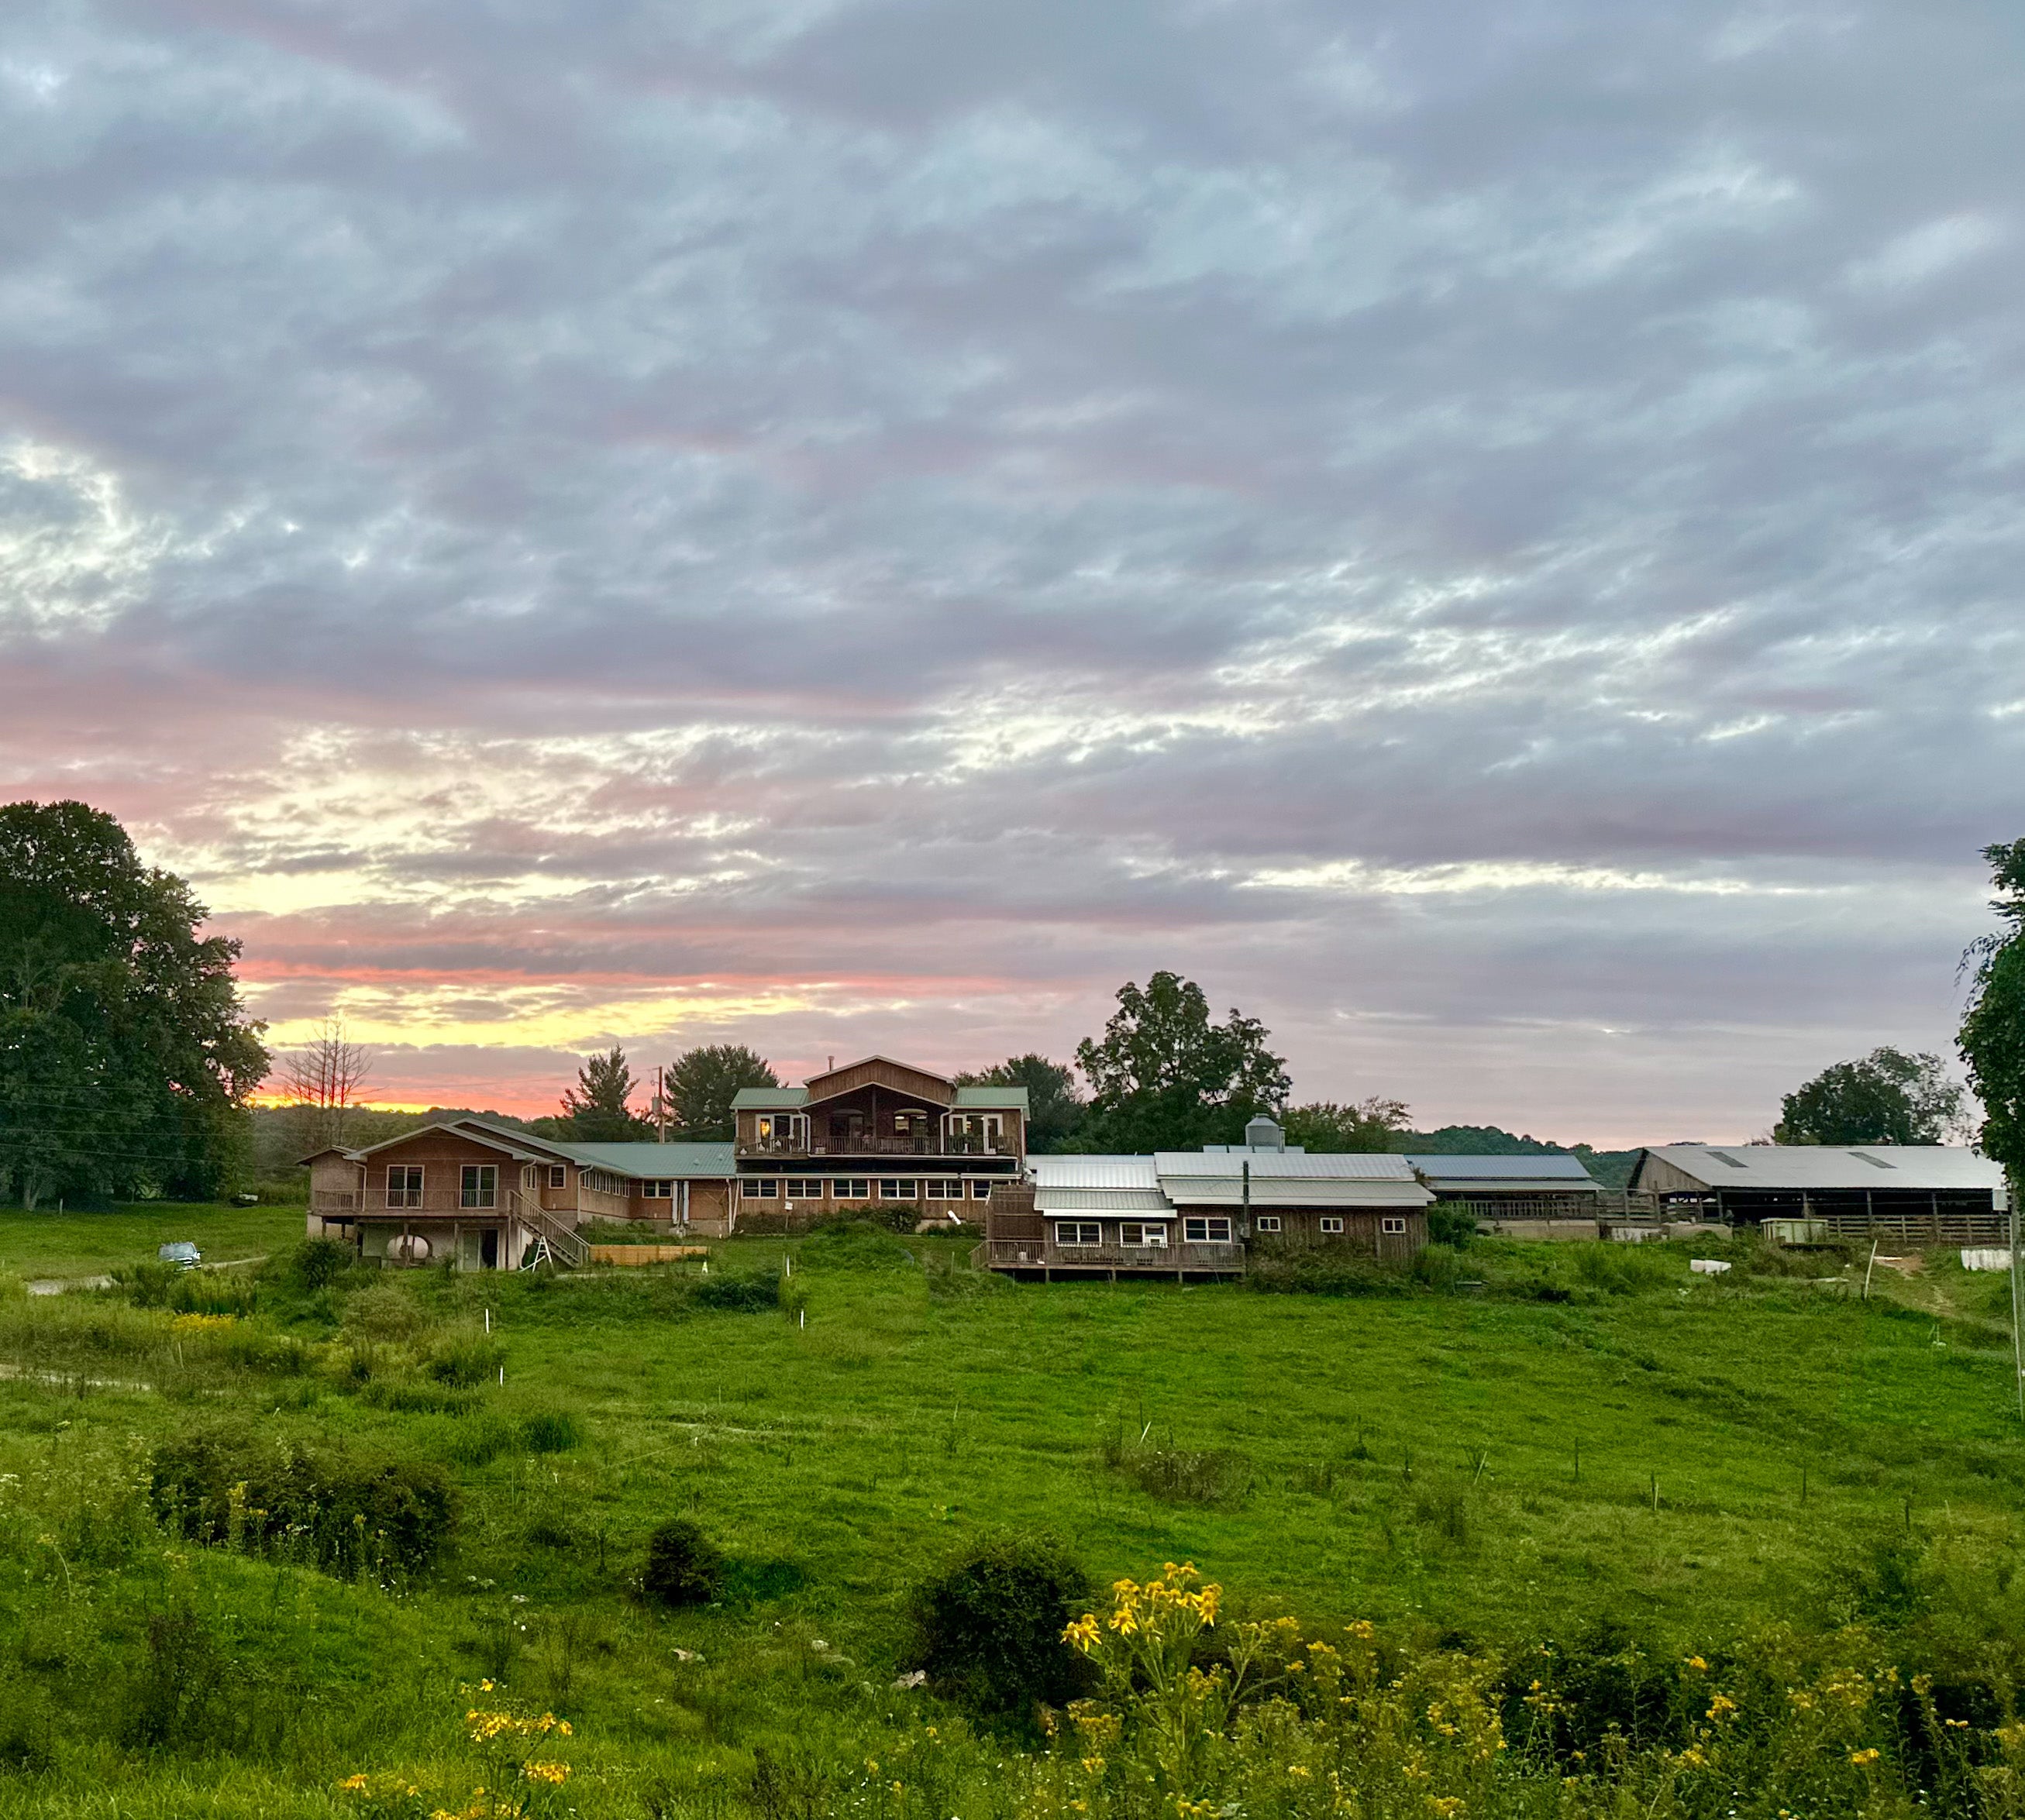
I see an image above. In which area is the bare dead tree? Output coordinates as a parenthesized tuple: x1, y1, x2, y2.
(277, 1015, 375, 1151)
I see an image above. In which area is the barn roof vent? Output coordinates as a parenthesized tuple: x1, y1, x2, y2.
(1243, 1116, 1286, 1153)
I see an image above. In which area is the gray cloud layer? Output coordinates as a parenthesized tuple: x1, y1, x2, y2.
(1, 0, 2020, 1140)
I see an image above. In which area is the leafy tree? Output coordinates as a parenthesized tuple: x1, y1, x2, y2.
(663, 1044, 778, 1141)
(1073, 972, 1290, 1153)
(956, 1054, 1084, 1153)
(1773, 1046, 1965, 1146)
(1281, 1097, 1410, 1153)
(1961, 838, 2025, 1176)
(0, 800, 269, 1208)
(556, 1046, 649, 1141)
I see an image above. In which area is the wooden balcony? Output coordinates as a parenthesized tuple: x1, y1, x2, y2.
(972, 1238, 1245, 1278)
(739, 1130, 1018, 1160)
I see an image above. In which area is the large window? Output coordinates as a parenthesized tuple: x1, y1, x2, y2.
(879, 1179, 918, 1200)
(925, 1178, 963, 1200)
(642, 1179, 676, 1199)
(755, 1113, 807, 1145)
(1120, 1222, 1168, 1249)
(460, 1165, 498, 1209)
(1182, 1216, 1231, 1244)
(832, 1178, 870, 1200)
(970, 1179, 994, 1200)
(741, 1178, 779, 1199)
(547, 1165, 567, 1189)
(1054, 1221, 1101, 1247)
(948, 1113, 1004, 1151)
(785, 1178, 824, 1199)
(385, 1165, 422, 1209)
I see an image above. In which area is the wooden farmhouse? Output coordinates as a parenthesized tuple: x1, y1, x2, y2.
(977, 1117, 1433, 1280)
(304, 1117, 739, 1269)
(728, 1054, 1028, 1230)
(1627, 1144, 2011, 1244)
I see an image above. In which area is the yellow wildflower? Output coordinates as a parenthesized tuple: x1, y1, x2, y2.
(1850, 1748, 1881, 1768)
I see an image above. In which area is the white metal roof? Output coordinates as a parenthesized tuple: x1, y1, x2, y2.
(1164, 1177, 1434, 1209)
(1406, 1154, 1600, 1187)
(1154, 1151, 1421, 1181)
(1034, 1187, 1175, 1213)
(1030, 1156, 1163, 1191)
(1638, 1144, 2006, 1192)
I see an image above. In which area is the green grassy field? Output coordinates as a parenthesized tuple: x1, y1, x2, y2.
(0, 1200, 306, 1278)
(0, 1221, 2022, 1817)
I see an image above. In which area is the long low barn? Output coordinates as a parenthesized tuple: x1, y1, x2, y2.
(978, 1134, 1433, 1279)
(1627, 1144, 2012, 1243)
(1405, 1152, 1604, 1221)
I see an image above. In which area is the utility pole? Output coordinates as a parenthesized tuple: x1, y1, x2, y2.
(2009, 1173, 2022, 1423)
(653, 1064, 668, 1144)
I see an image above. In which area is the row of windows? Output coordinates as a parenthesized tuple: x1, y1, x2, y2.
(1052, 1215, 1410, 1246)
(384, 1165, 500, 1209)
(752, 1113, 1008, 1141)
(741, 1177, 997, 1202)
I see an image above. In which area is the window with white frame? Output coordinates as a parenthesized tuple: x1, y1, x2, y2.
(1381, 1216, 1407, 1235)
(832, 1178, 870, 1200)
(970, 1179, 994, 1200)
(1253, 1214, 1281, 1233)
(785, 1178, 824, 1199)
(1054, 1221, 1101, 1247)
(547, 1164, 567, 1189)
(879, 1179, 918, 1200)
(755, 1113, 807, 1145)
(460, 1165, 498, 1209)
(386, 1165, 422, 1209)
(1319, 1216, 1345, 1235)
(947, 1113, 1004, 1150)
(925, 1178, 963, 1199)
(642, 1179, 675, 1199)
(741, 1178, 779, 1199)
(1182, 1216, 1232, 1244)
(1120, 1222, 1168, 1248)
(584, 1169, 624, 1196)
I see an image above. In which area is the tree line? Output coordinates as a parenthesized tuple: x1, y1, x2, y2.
(4, 800, 2023, 1206)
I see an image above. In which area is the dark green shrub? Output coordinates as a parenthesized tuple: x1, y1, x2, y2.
(692, 1272, 780, 1312)
(1427, 1206, 1476, 1248)
(1246, 1249, 1416, 1297)
(906, 1533, 1093, 1721)
(150, 1425, 456, 1577)
(642, 1518, 724, 1606)
(294, 1237, 353, 1290)
(520, 1409, 584, 1454)
(1501, 1621, 1687, 1765)
(1412, 1244, 1463, 1290)
(425, 1332, 505, 1386)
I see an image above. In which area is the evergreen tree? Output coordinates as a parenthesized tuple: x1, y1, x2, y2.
(663, 1044, 778, 1141)
(557, 1046, 649, 1141)
(0, 800, 269, 1207)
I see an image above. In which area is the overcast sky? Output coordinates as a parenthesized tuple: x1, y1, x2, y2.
(2, 2, 2020, 1142)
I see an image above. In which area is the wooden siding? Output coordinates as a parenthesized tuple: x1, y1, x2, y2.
(1245, 1206, 1427, 1261)
(804, 1057, 955, 1106)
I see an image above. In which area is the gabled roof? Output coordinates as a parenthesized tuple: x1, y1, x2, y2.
(352, 1120, 549, 1164)
(1031, 1156, 1162, 1191)
(805, 1054, 954, 1092)
(1634, 1144, 2005, 1193)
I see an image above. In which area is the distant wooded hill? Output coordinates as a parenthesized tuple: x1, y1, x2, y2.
(1393, 1125, 1641, 1190)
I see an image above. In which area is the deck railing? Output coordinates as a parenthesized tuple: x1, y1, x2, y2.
(739, 1131, 1018, 1159)
(972, 1238, 1245, 1274)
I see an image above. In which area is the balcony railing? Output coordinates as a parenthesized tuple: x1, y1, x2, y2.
(739, 1130, 1017, 1159)
(972, 1239, 1245, 1274)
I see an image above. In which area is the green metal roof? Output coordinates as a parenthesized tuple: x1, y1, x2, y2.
(953, 1085, 1029, 1110)
(561, 1142, 737, 1177)
(731, 1087, 811, 1110)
